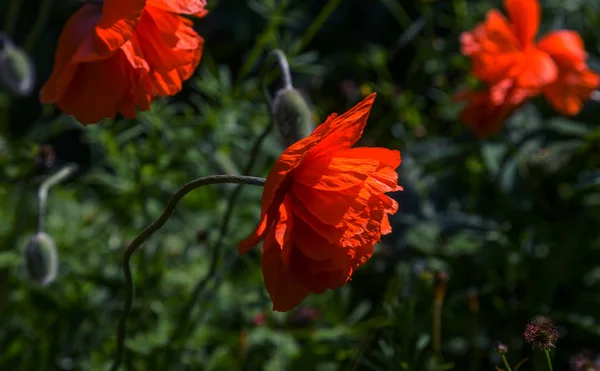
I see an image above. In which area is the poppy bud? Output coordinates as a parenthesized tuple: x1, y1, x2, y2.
(24, 232, 58, 285)
(272, 88, 314, 147)
(0, 34, 35, 96)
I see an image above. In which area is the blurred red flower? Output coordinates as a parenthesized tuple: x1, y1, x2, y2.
(238, 93, 402, 312)
(458, 0, 599, 137)
(40, 0, 207, 125)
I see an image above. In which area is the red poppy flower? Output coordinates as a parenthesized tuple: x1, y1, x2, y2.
(40, 0, 207, 125)
(458, 0, 599, 137)
(238, 93, 402, 312)
(460, 0, 556, 92)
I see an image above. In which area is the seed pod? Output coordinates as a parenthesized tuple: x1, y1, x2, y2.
(0, 34, 35, 96)
(272, 88, 314, 147)
(24, 232, 58, 285)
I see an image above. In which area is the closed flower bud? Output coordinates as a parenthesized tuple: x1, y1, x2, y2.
(0, 34, 35, 96)
(495, 342, 508, 355)
(24, 232, 58, 285)
(272, 88, 314, 147)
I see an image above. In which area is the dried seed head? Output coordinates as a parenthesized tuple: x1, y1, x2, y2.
(524, 316, 559, 350)
(24, 232, 58, 285)
(272, 88, 314, 147)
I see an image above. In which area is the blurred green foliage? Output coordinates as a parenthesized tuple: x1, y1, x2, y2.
(2, 0, 600, 370)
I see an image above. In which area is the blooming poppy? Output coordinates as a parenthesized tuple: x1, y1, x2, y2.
(238, 93, 402, 312)
(40, 0, 207, 125)
(458, 0, 599, 137)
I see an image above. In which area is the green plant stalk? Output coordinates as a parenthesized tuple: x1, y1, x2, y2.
(433, 299, 442, 363)
(109, 175, 266, 371)
(292, 0, 342, 54)
(237, 0, 291, 82)
(378, 0, 412, 28)
(262, 0, 343, 87)
(544, 350, 553, 371)
(24, 0, 53, 51)
(501, 355, 513, 371)
(3, 0, 22, 36)
(514, 358, 529, 371)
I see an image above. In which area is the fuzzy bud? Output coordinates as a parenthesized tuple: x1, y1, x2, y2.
(272, 88, 314, 147)
(0, 34, 35, 96)
(24, 232, 58, 285)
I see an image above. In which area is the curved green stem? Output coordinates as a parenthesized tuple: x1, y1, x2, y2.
(166, 124, 273, 348)
(110, 175, 266, 371)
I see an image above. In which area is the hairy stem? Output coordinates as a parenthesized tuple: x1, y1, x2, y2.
(110, 175, 266, 371)
(37, 164, 77, 232)
(270, 49, 293, 90)
(165, 120, 273, 351)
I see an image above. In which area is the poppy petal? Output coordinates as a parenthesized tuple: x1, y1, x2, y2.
(295, 156, 381, 191)
(40, 4, 101, 102)
(513, 48, 557, 88)
(537, 30, 587, 70)
(309, 93, 377, 156)
(51, 50, 134, 124)
(290, 245, 351, 294)
(504, 0, 540, 46)
(147, 0, 208, 17)
(79, 0, 146, 60)
(543, 69, 600, 116)
(261, 201, 310, 312)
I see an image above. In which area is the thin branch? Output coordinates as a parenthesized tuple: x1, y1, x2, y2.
(110, 175, 266, 371)
(166, 122, 273, 346)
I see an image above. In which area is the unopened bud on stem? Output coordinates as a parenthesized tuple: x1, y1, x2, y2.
(269, 49, 314, 146)
(0, 33, 35, 96)
(24, 232, 58, 285)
